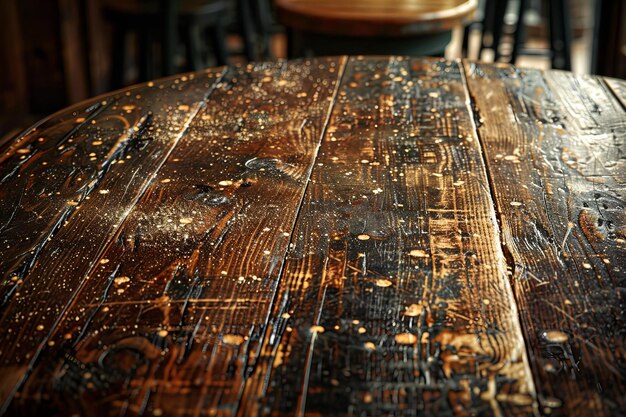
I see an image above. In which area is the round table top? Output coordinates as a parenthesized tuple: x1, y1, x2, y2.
(276, 0, 478, 37)
(0, 57, 624, 417)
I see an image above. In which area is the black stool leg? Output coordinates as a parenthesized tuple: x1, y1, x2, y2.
(210, 20, 229, 66)
(160, 0, 177, 76)
(560, 0, 573, 70)
(185, 22, 204, 71)
(511, 0, 528, 64)
(238, 0, 257, 61)
(462, 23, 473, 58)
(549, 0, 572, 70)
(111, 22, 127, 88)
(491, 0, 509, 62)
(254, 0, 272, 59)
(286, 27, 299, 59)
(139, 30, 155, 82)
(479, 0, 495, 58)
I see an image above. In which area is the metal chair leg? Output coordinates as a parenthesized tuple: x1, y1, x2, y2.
(549, 0, 572, 70)
(139, 30, 154, 82)
(238, 0, 257, 62)
(160, 0, 177, 76)
(210, 21, 229, 66)
(511, 0, 528, 64)
(111, 22, 127, 88)
(491, 0, 509, 62)
(559, 0, 573, 70)
(185, 23, 205, 71)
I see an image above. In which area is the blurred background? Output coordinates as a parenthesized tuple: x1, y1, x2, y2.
(1, 0, 624, 142)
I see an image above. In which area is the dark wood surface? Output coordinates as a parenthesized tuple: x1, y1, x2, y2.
(0, 57, 624, 417)
(275, 0, 477, 37)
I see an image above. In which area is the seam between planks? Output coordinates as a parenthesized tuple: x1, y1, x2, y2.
(0, 69, 228, 415)
(599, 76, 626, 111)
(233, 56, 348, 416)
(458, 59, 540, 417)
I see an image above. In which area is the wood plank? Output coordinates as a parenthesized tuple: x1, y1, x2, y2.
(9, 58, 345, 416)
(0, 70, 223, 410)
(464, 62, 626, 416)
(241, 57, 536, 416)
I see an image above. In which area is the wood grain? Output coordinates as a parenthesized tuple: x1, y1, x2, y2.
(0, 69, 224, 411)
(1, 57, 625, 416)
(464, 62, 626, 416)
(8, 58, 345, 416)
(240, 56, 535, 416)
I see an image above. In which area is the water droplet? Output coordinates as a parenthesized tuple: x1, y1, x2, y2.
(542, 330, 568, 343)
(310, 325, 325, 333)
(179, 217, 193, 225)
(364, 342, 376, 350)
(114, 276, 130, 285)
(375, 279, 392, 287)
(223, 334, 244, 345)
(510, 201, 523, 206)
(158, 329, 169, 337)
(218, 180, 233, 186)
(357, 234, 370, 241)
(543, 397, 563, 408)
(409, 249, 428, 257)
(394, 333, 417, 345)
(404, 304, 423, 316)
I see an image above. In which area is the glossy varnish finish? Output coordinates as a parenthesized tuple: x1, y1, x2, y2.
(0, 57, 624, 416)
(464, 63, 626, 416)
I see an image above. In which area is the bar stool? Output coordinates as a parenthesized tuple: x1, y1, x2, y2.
(275, 0, 477, 58)
(470, 0, 572, 70)
(234, 0, 275, 61)
(104, 0, 230, 88)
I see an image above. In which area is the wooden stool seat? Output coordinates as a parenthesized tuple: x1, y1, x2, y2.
(276, 0, 477, 37)
(276, 0, 477, 57)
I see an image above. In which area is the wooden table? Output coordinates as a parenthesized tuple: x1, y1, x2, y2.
(0, 57, 624, 417)
(276, 0, 477, 57)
